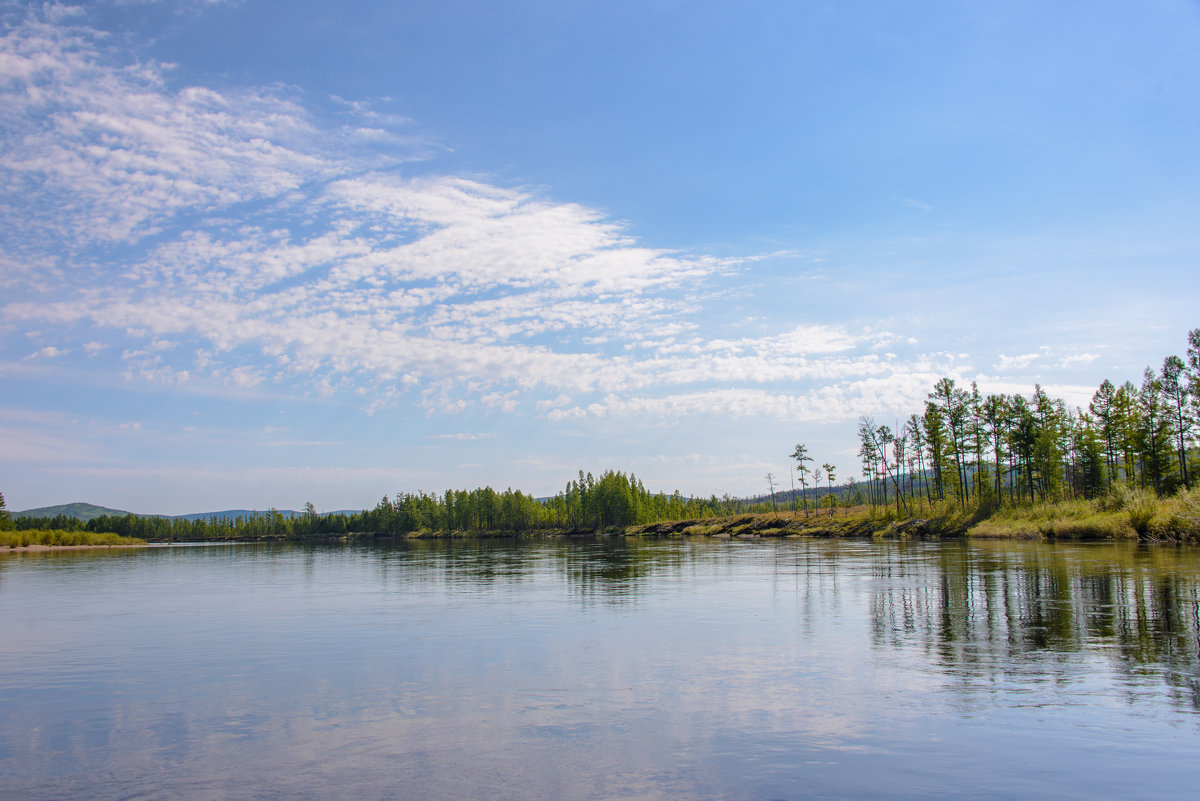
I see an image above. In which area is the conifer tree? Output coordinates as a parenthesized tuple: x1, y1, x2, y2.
(1161, 355, 1192, 490)
(822, 464, 836, 517)
(922, 403, 948, 502)
(791, 443, 813, 516)
(980, 393, 1010, 505)
(1090, 380, 1119, 488)
(1138, 368, 1171, 494)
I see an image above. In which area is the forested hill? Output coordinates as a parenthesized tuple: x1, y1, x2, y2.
(14, 503, 307, 522)
(16, 502, 133, 521)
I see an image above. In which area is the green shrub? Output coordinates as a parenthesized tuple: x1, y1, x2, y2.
(1124, 490, 1158, 536)
(1165, 485, 1200, 539)
(1, 530, 145, 548)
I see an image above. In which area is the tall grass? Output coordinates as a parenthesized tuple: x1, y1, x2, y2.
(0, 530, 145, 548)
(967, 499, 1134, 539)
(966, 485, 1200, 541)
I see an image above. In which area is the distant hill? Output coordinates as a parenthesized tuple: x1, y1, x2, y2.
(15, 502, 135, 521)
(13, 503, 365, 523)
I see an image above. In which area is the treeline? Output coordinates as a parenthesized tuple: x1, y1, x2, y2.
(854, 329, 1200, 514)
(11, 509, 320, 541)
(359, 473, 743, 535)
(10, 471, 746, 541)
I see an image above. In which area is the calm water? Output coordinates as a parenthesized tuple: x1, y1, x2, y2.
(1, 538, 1198, 800)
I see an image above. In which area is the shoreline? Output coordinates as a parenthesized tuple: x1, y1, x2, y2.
(5, 505, 1198, 548)
(1, 543, 153, 554)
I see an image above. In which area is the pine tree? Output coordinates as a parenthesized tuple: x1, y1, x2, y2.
(1137, 368, 1172, 494)
(922, 402, 948, 502)
(822, 464, 836, 517)
(791, 443, 813, 517)
(1089, 380, 1119, 489)
(980, 393, 1011, 505)
(1161, 355, 1193, 490)
(931, 378, 971, 507)
(1112, 381, 1140, 486)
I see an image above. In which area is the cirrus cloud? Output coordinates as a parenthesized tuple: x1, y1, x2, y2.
(0, 7, 946, 426)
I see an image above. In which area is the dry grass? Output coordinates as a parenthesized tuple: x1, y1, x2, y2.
(965, 485, 1200, 541)
(1156, 485, 1200, 540)
(968, 504, 1135, 539)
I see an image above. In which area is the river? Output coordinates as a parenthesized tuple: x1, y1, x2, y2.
(1, 538, 1198, 800)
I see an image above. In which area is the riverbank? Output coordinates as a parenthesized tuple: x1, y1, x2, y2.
(8, 486, 1199, 546)
(628, 511, 963, 539)
(1, 543, 151, 553)
(629, 486, 1200, 541)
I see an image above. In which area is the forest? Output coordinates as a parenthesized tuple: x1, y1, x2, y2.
(841, 329, 1199, 518)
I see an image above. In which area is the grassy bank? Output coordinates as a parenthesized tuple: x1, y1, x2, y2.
(625, 486, 1200, 542)
(965, 485, 1200, 541)
(1, 529, 146, 549)
(627, 508, 972, 539)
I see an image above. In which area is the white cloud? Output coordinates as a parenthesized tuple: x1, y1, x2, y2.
(995, 353, 1039, 371)
(549, 370, 942, 424)
(1058, 353, 1099, 368)
(0, 18, 334, 247)
(23, 346, 68, 360)
(227, 366, 265, 388)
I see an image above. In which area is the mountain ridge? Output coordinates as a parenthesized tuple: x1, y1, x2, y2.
(12, 502, 339, 521)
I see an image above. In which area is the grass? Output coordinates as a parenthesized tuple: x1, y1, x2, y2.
(0, 529, 146, 548)
(625, 487, 1200, 542)
(966, 500, 1135, 539)
(964, 485, 1200, 541)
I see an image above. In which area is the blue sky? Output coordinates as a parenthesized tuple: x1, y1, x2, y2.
(2, 0, 1198, 514)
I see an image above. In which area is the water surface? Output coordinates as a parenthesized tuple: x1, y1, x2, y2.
(1, 539, 1198, 800)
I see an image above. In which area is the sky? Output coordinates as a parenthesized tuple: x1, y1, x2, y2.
(1, 0, 1198, 514)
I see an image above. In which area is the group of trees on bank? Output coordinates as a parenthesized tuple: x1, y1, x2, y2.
(9, 472, 748, 541)
(775, 444, 839, 516)
(363, 472, 742, 535)
(852, 329, 1200, 514)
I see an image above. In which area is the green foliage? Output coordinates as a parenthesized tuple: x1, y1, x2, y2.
(1165, 485, 1200, 539)
(1126, 494, 1158, 536)
(0, 491, 12, 531)
(1, 529, 145, 548)
(847, 329, 1198, 531)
